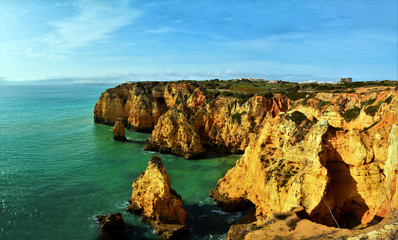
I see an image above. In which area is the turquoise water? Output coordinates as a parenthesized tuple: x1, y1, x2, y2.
(0, 84, 242, 240)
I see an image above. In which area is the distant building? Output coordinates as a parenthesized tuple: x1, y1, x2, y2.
(269, 80, 281, 84)
(339, 78, 352, 84)
(233, 78, 265, 82)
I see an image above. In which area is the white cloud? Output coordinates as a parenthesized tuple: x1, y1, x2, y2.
(144, 27, 175, 34)
(38, 1, 139, 58)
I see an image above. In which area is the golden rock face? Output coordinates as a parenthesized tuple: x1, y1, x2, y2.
(145, 108, 206, 159)
(112, 118, 126, 141)
(127, 155, 187, 239)
(95, 82, 397, 229)
(94, 82, 290, 158)
(211, 91, 398, 228)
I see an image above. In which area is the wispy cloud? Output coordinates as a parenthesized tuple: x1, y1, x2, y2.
(37, 1, 139, 58)
(3, 70, 329, 84)
(144, 27, 175, 34)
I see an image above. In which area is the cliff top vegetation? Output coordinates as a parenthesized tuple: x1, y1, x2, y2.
(124, 79, 397, 102)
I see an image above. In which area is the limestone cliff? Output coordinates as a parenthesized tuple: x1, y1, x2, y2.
(94, 81, 289, 158)
(144, 109, 206, 159)
(210, 91, 398, 229)
(127, 155, 187, 239)
(95, 81, 398, 237)
(94, 82, 197, 132)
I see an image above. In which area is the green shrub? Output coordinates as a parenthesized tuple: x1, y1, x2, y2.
(363, 96, 392, 117)
(365, 104, 380, 116)
(316, 100, 330, 110)
(384, 95, 392, 104)
(286, 111, 307, 125)
(342, 107, 361, 122)
(285, 92, 307, 101)
(231, 112, 243, 124)
(217, 84, 231, 89)
(361, 98, 376, 107)
(261, 92, 274, 98)
(222, 92, 233, 97)
(364, 121, 380, 131)
(273, 212, 290, 220)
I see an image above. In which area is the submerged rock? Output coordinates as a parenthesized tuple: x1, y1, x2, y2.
(112, 118, 126, 141)
(127, 155, 187, 239)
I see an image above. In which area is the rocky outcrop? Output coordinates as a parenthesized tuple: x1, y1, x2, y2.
(96, 213, 128, 240)
(95, 81, 398, 237)
(145, 109, 206, 159)
(94, 81, 290, 158)
(94, 82, 198, 132)
(210, 91, 398, 229)
(127, 155, 187, 239)
(112, 118, 126, 141)
(347, 221, 398, 240)
(96, 213, 124, 230)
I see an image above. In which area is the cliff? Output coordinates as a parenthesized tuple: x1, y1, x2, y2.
(95, 81, 398, 237)
(127, 155, 187, 239)
(210, 90, 398, 231)
(94, 81, 289, 158)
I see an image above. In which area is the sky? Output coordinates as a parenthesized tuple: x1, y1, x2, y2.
(0, 0, 397, 84)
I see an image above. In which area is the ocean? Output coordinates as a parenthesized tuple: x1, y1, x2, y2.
(0, 84, 242, 240)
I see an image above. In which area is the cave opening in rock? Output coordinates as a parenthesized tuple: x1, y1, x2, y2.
(156, 97, 167, 109)
(310, 138, 373, 229)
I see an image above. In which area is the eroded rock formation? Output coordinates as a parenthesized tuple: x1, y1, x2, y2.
(96, 213, 128, 240)
(94, 81, 289, 158)
(112, 118, 126, 141)
(96, 213, 124, 230)
(210, 91, 398, 230)
(144, 109, 206, 159)
(127, 155, 187, 239)
(95, 81, 397, 235)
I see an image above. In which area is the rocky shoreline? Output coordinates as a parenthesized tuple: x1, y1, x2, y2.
(94, 80, 398, 239)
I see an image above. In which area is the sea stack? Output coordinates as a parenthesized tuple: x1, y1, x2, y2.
(127, 155, 187, 239)
(112, 118, 126, 141)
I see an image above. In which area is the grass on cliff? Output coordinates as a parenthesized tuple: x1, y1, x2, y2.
(197, 79, 398, 104)
(286, 111, 307, 125)
(316, 99, 331, 110)
(342, 107, 361, 122)
(231, 111, 247, 124)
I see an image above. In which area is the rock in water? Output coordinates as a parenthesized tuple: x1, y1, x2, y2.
(112, 118, 126, 141)
(96, 213, 129, 240)
(96, 213, 124, 229)
(127, 155, 187, 239)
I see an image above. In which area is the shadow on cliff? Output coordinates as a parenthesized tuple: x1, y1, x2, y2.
(310, 128, 372, 229)
(96, 222, 152, 240)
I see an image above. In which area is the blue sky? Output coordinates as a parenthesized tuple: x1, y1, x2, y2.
(1, 0, 397, 83)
